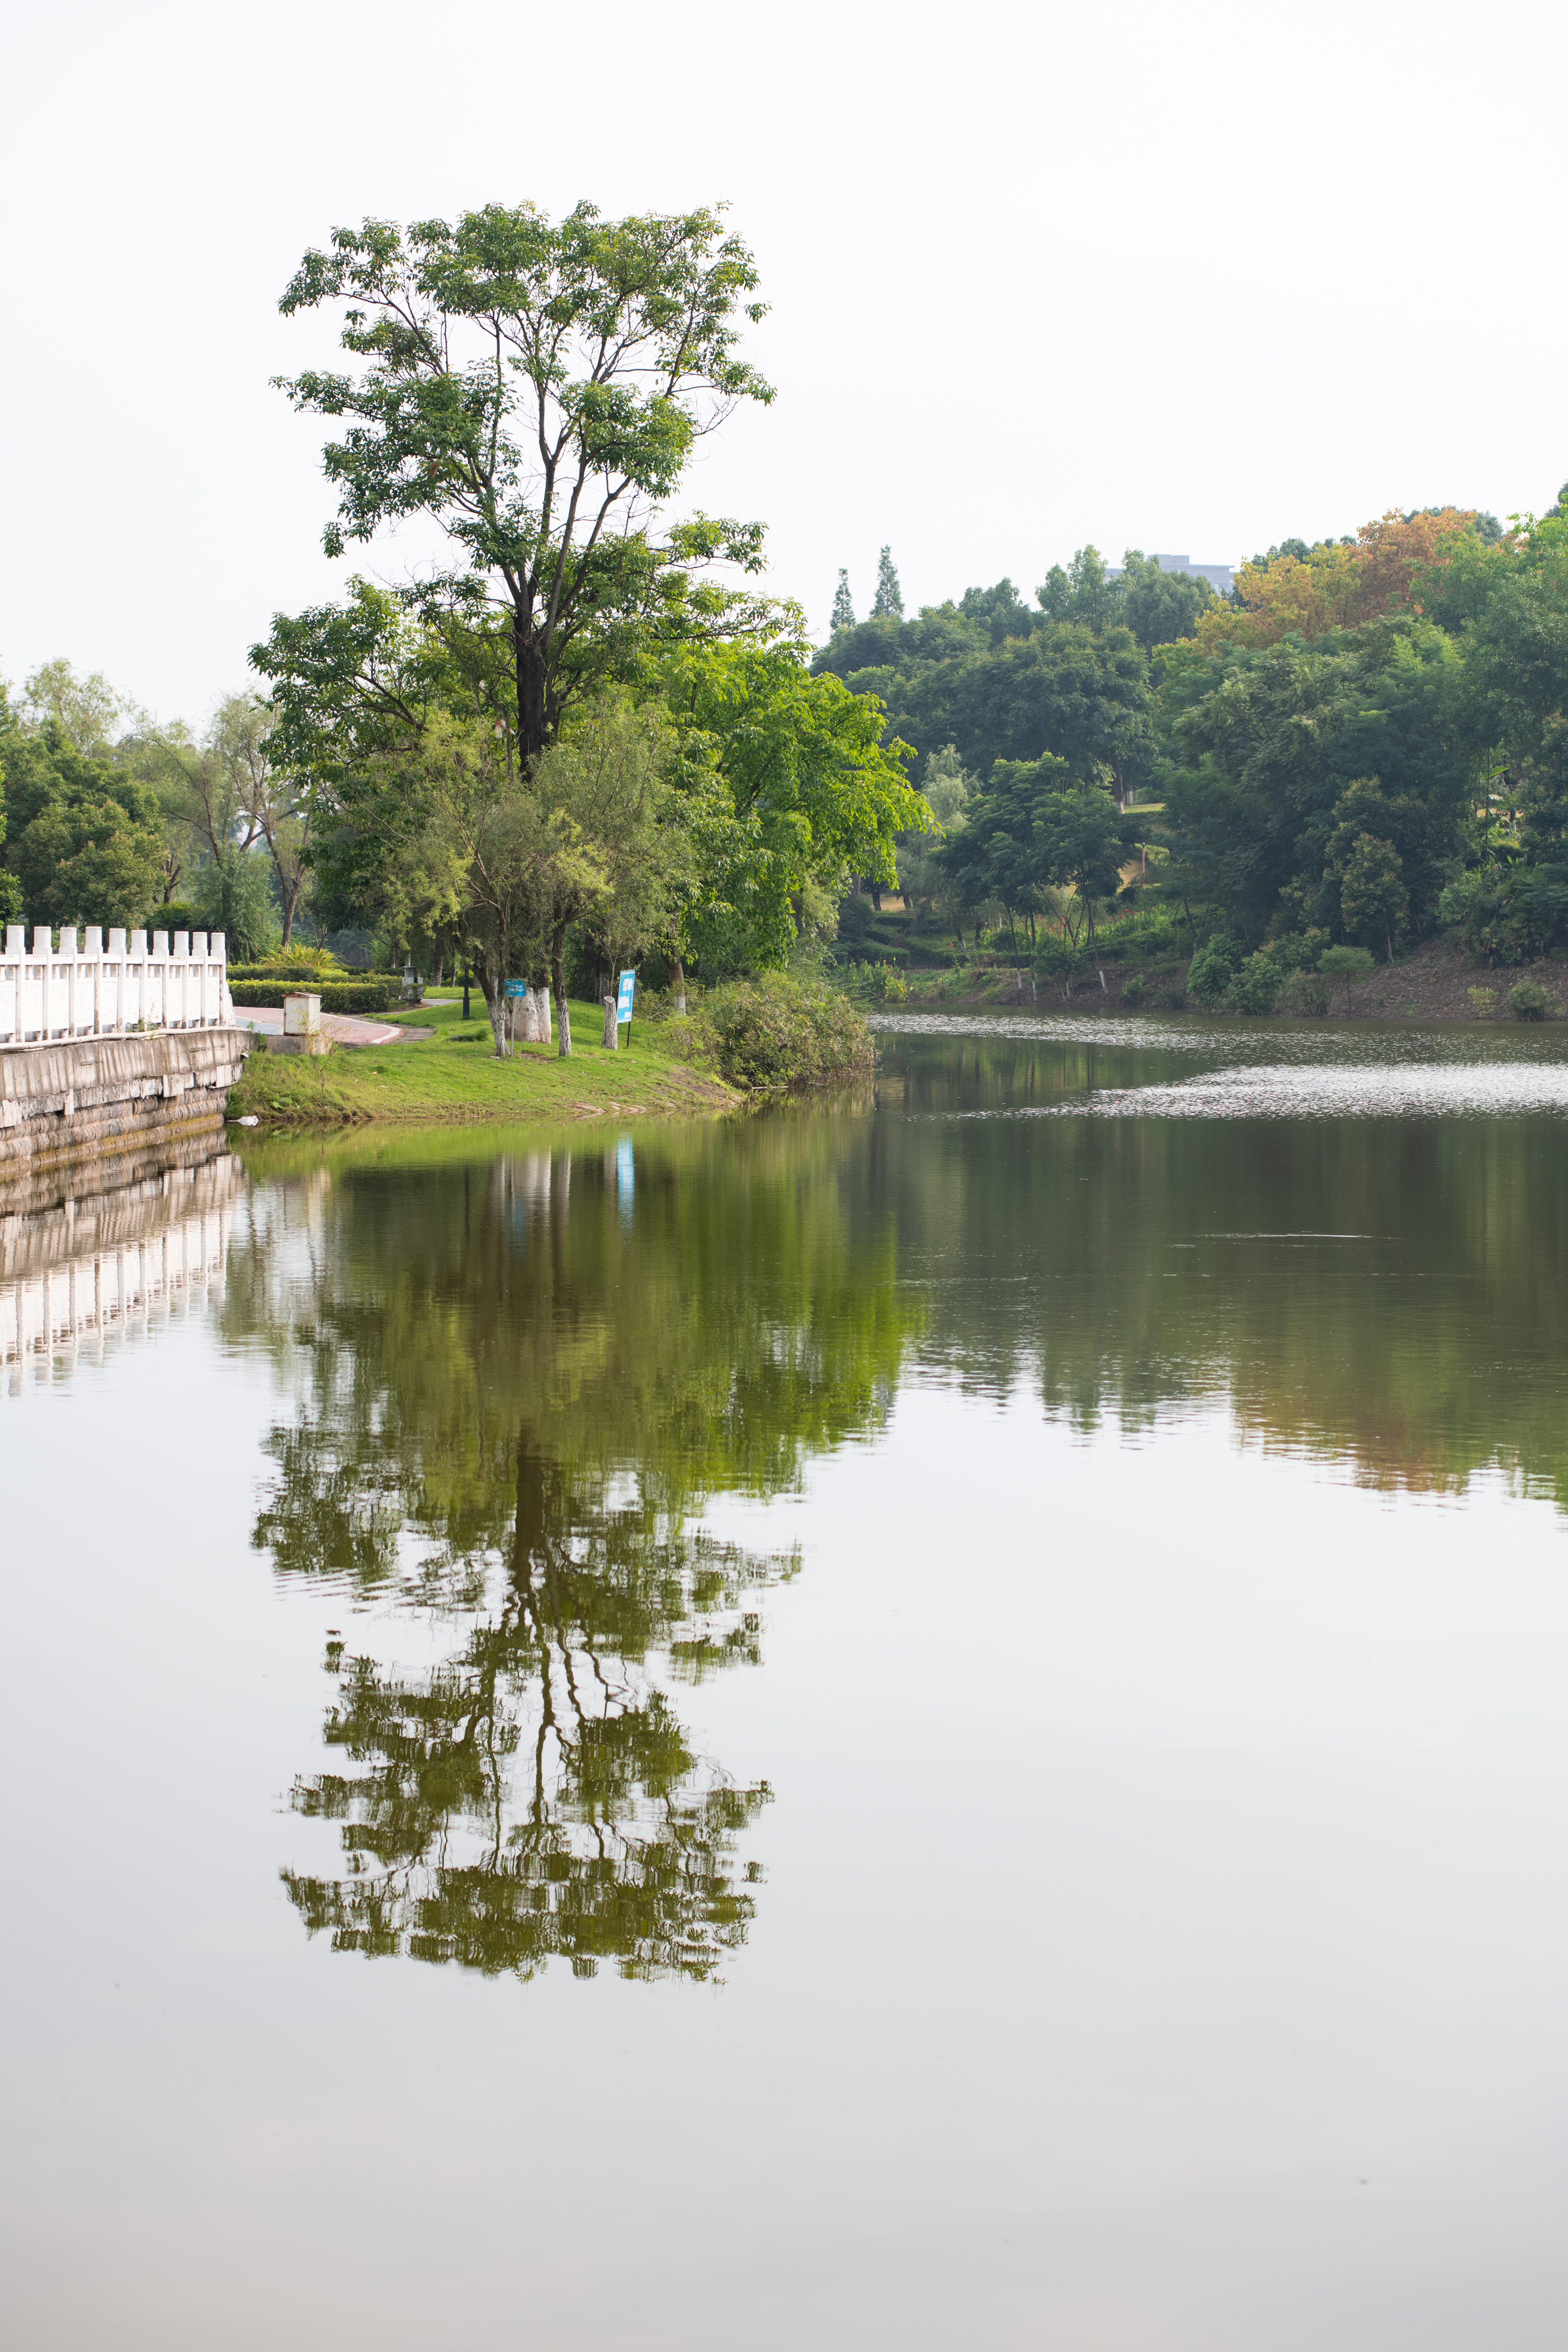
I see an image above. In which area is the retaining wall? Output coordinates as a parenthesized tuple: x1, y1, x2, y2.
(0, 1029, 250, 1178)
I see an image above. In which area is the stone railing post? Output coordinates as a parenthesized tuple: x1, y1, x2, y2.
(602, 996, 619, 1049)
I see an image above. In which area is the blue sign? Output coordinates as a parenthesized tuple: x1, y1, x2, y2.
(504, 979, 529, 998)
(616, 969, 636, 1020)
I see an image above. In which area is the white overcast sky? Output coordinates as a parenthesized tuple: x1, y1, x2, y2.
(3, 0, 1564, 727)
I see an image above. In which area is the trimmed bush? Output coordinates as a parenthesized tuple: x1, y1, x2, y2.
(696, 972, 877, 1096)
(1507, 979, 1554, 1021)
(229, 979, 400, 1014)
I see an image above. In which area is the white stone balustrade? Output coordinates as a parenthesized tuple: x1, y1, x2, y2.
(0, 925, 233, 1044)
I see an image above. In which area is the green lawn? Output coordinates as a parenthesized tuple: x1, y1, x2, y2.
(228, 992, 737, 1130)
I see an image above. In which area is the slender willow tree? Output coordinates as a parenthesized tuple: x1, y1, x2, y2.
(272, 202, 776, 760)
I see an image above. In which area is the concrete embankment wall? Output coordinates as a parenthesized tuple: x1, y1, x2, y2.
(0, 1030, 249, 1179)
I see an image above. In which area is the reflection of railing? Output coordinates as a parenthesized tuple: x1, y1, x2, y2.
(0, 925, 232, 1043)
(0, 1151, 241, 1386)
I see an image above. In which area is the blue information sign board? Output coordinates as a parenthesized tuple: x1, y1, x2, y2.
(504, 979, 529, 998)
(616, 969, 636, 1021)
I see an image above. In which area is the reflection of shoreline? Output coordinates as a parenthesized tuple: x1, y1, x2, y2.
(1, 1144, 241, 1387)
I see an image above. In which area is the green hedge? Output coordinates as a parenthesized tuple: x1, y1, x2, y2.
(229, 979, 401, 1014)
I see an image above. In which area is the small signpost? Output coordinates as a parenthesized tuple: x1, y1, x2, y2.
(504, 979, 528, 998)
(616, 968, 636, 1042)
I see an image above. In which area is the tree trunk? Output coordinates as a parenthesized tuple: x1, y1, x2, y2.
(603, 996, 619, 1049)
(551, 933, 571, 1058)
(479, 960, 509, 1059)
(514, 609, 549, 762)
(671, 953, 687, 1015)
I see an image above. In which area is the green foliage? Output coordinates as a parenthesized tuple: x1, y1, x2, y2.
(1226, 949, 1283, 1014)
(192, 847, 280, 965)
(664, 638, 928, 975)
(1118, 552, 1217, 650)
(871, 546, 904, 621)
(1336, 830, 1407, 958)
(0, 726, 165, 929)
(1032, 934, 1081, 978)
(940, 764, 1132, 940)
(1186, 932, 1243, 1003)
(1437, 864, 1568, 964)
(1318, 944, 1375, 982)
(831, 569, 854, 633)
(1278, 968, 1329, 1014)
(694, 971, 877, 1095)
(229, 978, 400, 1013)
(266, 201, 775, 764)
(1507, 978, 1553, 1021)
(231, 948, 347, 979)
(1162, 619, 1469, 941)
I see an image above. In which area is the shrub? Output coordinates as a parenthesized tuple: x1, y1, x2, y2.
(1121, 972, 1146, 1004)
(1032, 935, 1084, 979)
(1278, 969, 1329, 1015)
(1318, 945, 1375, 983)
(148, 902, 201, 935)
(695, 972, 877, 1096)
(1467, 986, 1498, 1017)
(1226, 950, 1283, 1015)
(1438, 865, 1568, 964)
(1186, 932, 1243, 1004)
(229, 978, 400, 1014)
(1268, 926, 1331, 973)
(1507, 979, 1554, 1021)
(229, 953, 348, 981)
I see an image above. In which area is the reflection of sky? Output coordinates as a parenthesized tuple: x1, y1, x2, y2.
(618, 1133, 634, 1229)
(1049, 1061, 1568, 1119)
(7, 1143, 1568, 2350)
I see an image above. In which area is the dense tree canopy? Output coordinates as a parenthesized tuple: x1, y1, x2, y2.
(272, 202, 777, 763)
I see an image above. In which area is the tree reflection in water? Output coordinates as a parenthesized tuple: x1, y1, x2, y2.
(231, 1123, 915, 1982)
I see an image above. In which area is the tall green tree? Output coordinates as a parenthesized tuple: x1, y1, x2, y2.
(830, 568, 855, 633)
(664, 637, 928, 973)
(1035, 544, 1123, 632)
(871, 545, 904, 620)
(0, 729, 165, 930)
(268, 203, 776, 763)
(1118, 551, 1216, 649)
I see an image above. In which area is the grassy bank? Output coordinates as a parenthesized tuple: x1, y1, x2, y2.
(228, 991, 739, 1130)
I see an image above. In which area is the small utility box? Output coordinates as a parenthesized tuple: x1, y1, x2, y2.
(270, 992, 329, 1056)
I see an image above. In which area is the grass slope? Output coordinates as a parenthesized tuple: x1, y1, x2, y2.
(228, 993, 738, 1130)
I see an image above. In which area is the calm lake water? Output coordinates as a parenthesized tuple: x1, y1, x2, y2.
(7, 1012, 1568, 2350)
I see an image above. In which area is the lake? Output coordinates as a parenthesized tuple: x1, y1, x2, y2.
(6, 1011, 1568, 2350)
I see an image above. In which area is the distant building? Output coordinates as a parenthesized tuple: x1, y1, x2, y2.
(1150, 552, 1234, 598)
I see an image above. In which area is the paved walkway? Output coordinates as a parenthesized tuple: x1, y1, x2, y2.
(235, 1007, 433, 1048)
